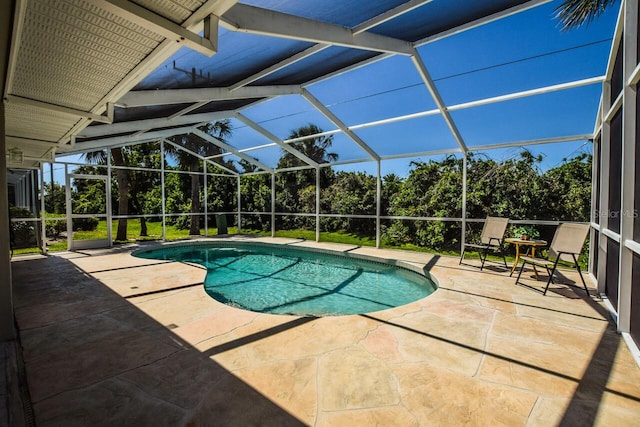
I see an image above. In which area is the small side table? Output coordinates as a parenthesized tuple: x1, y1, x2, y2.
(504, 238, 547, 277)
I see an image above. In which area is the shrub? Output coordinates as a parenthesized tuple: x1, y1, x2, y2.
(73, 217, 99, 231)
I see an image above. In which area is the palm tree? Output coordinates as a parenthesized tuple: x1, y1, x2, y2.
(165, 120, 233, 235)
(277, 124, 338, 168)
(555, 0, 618, 30)
(83, 147, 128, 241)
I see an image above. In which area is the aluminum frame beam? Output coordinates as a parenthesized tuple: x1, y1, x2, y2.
(77, 111, 234, 138)
(221, 3, 414, 55)
(61, 125, 199, 153)
(234, 112, 319, 167)
(301, 89, 380, 161)
(411, 50, 468, 152)
(163, 138, 238, 176)
(192, 128, 273, 172)
(118, 85, 302, 108)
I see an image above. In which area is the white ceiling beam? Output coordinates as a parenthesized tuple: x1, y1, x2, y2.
(77, 111, 234, 138)
(227, 0, 433, 90)
(118, 85, 301, 107)
(62, 125, 198, 153)
(5, 95, 112, 124)
(60, 0, 238, 144)
(467, 134, 593, 152)
(163, 139, 238, 176)
(234, 112, 319, 167)
(87, 0, 218, 56)
(416, 0, 552, 46)
(354, 0, 435, 33)
(411, 51, 468, 152)
(221, 4, 414, 55)
(448, 76, 605, 112)
(192, 129, 272, 172)
(301, 89, 380, 161)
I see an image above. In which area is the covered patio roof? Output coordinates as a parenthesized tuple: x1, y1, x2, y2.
(3, 0, 615, 172)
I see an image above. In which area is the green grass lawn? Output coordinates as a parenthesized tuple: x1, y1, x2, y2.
(11, 219, 588, 270)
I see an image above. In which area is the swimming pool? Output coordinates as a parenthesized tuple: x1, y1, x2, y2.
(133, 241, 437, 316)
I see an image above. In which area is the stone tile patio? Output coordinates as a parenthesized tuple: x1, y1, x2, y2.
(9, 237, 640, 426)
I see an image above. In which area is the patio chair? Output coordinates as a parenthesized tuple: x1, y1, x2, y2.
(514, 223, 590, 296)
(459, 216, 509, 271)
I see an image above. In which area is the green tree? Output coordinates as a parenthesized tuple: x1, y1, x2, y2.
(165, 121, 234, 235)
(43, 182, 65, 214)
(539, 154, 592, 221)
(125, 143, 162, 236)
(276, 124, 337, 230)
(323, 171, 377, 234)
(83, 148, 128, 240)
(555, 0, 618, 30)
(387, 155, 463, 249)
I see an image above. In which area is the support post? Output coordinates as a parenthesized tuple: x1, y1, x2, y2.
(461, 153, 468, 255)
(40, 164, 46, 253)
(618, 0, 638, 333)
(106, 149, 112, 247)
(237, 176, 242, 233)
(204, 161, 208, 236)
(271, 172, 275, 237)
(31, 169, 41, 251)
(161, 140, 166, 241)
(0, 77, 15, 341)
(376, 160, 381, 249)
(316, 166, 320, 242)
(65, 165, 72, 250)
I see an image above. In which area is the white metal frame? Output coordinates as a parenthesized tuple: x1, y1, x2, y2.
(593, 0, 640, 367)
(65, 172, 112, 250)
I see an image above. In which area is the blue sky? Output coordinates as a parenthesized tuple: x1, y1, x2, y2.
(54, 0, 620, 180)
(230, 0, 619, 176)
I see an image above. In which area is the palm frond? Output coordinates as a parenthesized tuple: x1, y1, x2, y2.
(555, 0, 618, 31)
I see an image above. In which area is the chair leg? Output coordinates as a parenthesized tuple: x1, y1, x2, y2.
(543, 259, 561, 296)
(459, 247, 465, 265)
(515, 259, 527, 284)
(499, 245, 508, 269)
(480, 248, 488, 270)
(573, 255, 589, 296)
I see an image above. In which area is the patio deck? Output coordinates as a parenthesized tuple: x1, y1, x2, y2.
(8, 237, 640, 426)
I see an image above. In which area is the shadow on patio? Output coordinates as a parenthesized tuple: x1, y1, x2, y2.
(8, 241, 640, 426)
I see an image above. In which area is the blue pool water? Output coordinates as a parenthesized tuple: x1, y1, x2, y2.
(133, 242, 437, 316)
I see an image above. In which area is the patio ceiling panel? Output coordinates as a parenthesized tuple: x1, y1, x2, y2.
(133, 30, 315, 90)
(9, 0, 164, 111)
(249, 46, 381, 87)
(5, 103, 83, 144)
